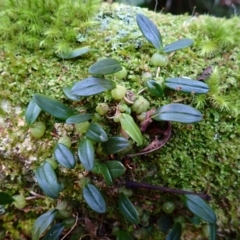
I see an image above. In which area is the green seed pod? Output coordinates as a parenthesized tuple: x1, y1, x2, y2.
(132, 96, 150, 114)
(95, 103, 109, 116)
(151, 52, 169, 67)
(30, 121, 46, 139)
(111, 85, 127, 100)
(75, 121, 90, 134)
(13, 195, 26, 209)
(58, 135, 71, 148)
(114, 66, 128, 79)
(162, 201, 176, 214)
(119, 103, 131, 114)
(174, 216, 186, 229)
(46, 158, 58, 170)
(137, 112, 146, 122)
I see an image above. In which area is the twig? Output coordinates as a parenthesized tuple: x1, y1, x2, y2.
(61, 213, 78, 240)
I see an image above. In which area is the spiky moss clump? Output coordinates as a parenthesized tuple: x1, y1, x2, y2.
(0, 0, 101, 52)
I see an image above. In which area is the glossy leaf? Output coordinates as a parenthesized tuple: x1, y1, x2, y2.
(152, 103, 202, 123)
(42, 223, 64, 240)
(86, 122, 108, 142)
(165, 77, 209, 94)
(184, 195, 217, 224)
(166, 223, 182, 240)
(89, 58, 122, 75)
(100, 163, 113, 186)
(35, 162, 61, 199)
(71, 77, 115, 97)
(146, 80, 163, 97)
(63, 86, 81, 101)
(65, 114, 93, 124)
(56, 46, 91, 59)
(117, 231, 133, 240)
(118, 193, 139, 224)
(209, 224, 217, 240)
(33, 94, 75, 120)
(25, 98, 41, 126)
(105, 161, 126, 179)
(164, 38, 194, 53)
(101, 136, 129, 154)
(136, 14, 163, 50)
(54, 143, 76, 169)
(0, 192, 14, 205)
(119, 113, 143, 146)
(83, 184, 106, 213)
(32, 209, 58, 240)
(78, 139, 95, 171)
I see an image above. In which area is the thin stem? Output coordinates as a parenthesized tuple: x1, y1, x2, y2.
(61, 213, 78, 240)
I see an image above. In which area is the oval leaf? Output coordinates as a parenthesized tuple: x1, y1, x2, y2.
(25, 98, 42, 126)
(71, 77, 115, 97)
(165, 77, 209, 94)
(0, 192, 14, 205)
(152, 103, 202, 123)
(105, 161, 126, 179)
(83, 184, 106, 213)
(63, 86, 81, 101)
(101, 136, 129, 154)
(118, 193, 139, 224)
(86, 122, 108, 142)
(42, 223, 64, 240)
(119, 113, 143, 146)
(56, 46, 91, 59)
(78, 139, 95, 171)
(89, 58, 122, 75)
(32, 209, 58, 240)
(33, 94, 75, 120)
(209, 224, 217, 240)
(100, 164, 113, 186)
(66, 114, 93, 124)
(164, 38, 194, 53)
(35, 162, 61, 199)
(184, 194, 217, 224)
(136, 14, 163, 50)
(54, 143, 76, 169)
(166, 223, 182, 240)
(146, 80, 163, 97)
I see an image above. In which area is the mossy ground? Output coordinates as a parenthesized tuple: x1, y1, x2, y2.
(0, 2, 240, 239)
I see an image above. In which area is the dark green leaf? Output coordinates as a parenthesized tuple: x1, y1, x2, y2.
(157, 215, 173, 233)
(78, 139, 95, 171)
(42, 223, 64, 240)
(63, 86, 81, 101)
(0, 192, 14, 205)
(184, 195, 217, 224)
(105, 161, 126, 179)
(119, 113, 143, 146)
(116, 231, 133, 240)
(54, 143, 76, 169)
(83, 184, 106, 213)
(136, 14, 163, 50)
(146, 80, 163, 97)
(86, 122, 108, 142)
(56, 46, 91, 59)
(25, 98, 41, 126)
(71, 77, 115, 97)
(101, 136, 129, 154)
(65, 114, 93, 124)
(89, 58, 122, 75)
(35, 162, 61, 199)
(118, 193, 139, 224)
(152, 103, 202, 123)
(33, 94, 75, 120)
(32, 209, 58, 240)
(165, 77, 209, 94)
(100, 164, 113, 186)
(164, 38, 194, 53)
(166, 223, 182, 240)
(209, 224, 217, 240)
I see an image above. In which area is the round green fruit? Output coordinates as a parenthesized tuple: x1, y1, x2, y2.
(13, 195, 26, 209)
(46, 158, 58, 170)
(30, 122, 46, 139)
(114, 67, 128, 79)
(111, 85, 127, 100)
(162, 201, 176, 214)
(151, 52, 169, 67)
(96, 103, 109, 116)
(58, 135, 71, 148)
(174, 216, 186, 228)
(132, 96, 150, 114)
(75, 121, 90, 134)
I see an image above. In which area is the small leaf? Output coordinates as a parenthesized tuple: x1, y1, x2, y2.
(78, 139, 95, 171)
(42, 223, 64, 240)
(105, 161, 126, 179)
(54, 143, 76, 169)
(86, 122, 108, 142)
(166, 223, 182, 240)
(35, 162, 61, 199)
(32, 209, 58, 240)
(25, 98, 41, 126)
(146, 80, 163, 97)
(152, 103, 202, 123)
(100, 164, 113, 186)
(83, 184, 106, 213)
(184, 195, 217, 224)
(157, 215, 173, 233)
(71, 77, 115, 97)
(0, 192, 14, 205)
(65, 114, 93, 124)
(119, 113, 143, 146)
(101, 136, 129, 154)
(116, 231, 133, 240)
(118, 193, 139, 224)
(33, 94, 75, 120)
(56, 46, 91, 59)
(89, 58, 122, 75)
(165, 77, 209, 94)
(209, 224, 217, 240)
(136, 14, 163, 50)
(164, 38, 194, 53)
(63, 86, 81, 101)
